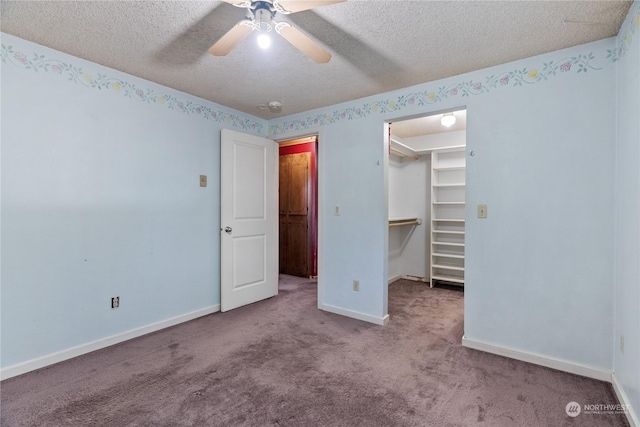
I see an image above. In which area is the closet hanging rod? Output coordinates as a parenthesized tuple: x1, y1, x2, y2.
(389, 218, 422, 227)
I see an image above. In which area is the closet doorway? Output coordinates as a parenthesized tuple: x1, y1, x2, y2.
(278, 136, 318, 278)
(387, 109, 467, 288)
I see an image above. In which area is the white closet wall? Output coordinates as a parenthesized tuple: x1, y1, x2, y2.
(388, 153, 430, 282)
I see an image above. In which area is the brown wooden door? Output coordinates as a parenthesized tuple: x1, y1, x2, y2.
(279, 152, 311, 277)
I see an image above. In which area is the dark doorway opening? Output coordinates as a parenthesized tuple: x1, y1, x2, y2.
(279, 136, 318, 278)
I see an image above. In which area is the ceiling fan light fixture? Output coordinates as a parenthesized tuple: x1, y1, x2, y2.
(253, 3, 274, 49)
(441, 113, 456, 127)
(257, 33, 271, 49)
(210, 0, 341, 62)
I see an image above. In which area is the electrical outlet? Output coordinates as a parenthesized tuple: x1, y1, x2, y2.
(353, 280, 359, 292)
(620, 334, 625, 354)
(111, 297, 120, 309)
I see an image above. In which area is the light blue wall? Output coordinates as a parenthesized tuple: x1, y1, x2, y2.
(0, 34, 266, 368)
(465, 71, 615, 369)
(316, 119, 390, 318)
(614, 1, 640, 419)
(2, 15, 637, 397)
(270, 38, 618, 370)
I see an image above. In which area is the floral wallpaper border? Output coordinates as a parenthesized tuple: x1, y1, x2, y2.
(269, 3, 639, 137)
(608, 2, 640, 62)
(1, 42, 265, 135)
(268, 52, 604, 136)
(2, 2, 637, 139)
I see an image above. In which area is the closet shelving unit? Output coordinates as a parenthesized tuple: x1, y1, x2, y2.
(430, 149, 466, 287)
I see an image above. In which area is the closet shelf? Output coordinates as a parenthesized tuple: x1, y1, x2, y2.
(433, 183, 465, 188)
(432, 241, 465, 247)
(432, 253, 465, 259)
(432, 230, 465, 235)
(389, 217, 422, 227)
(432, 219, 465, 222)
(390, 136, 420, 160)
(431, 275, 465, 284)
(433, 202, 465, 205)
(434, 166, 466, 171)
(432, 264, 465, 271)
(414, 144, 466, 155)
(390, 146, 419, 160)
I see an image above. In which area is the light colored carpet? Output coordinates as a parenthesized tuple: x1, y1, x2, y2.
(0, 278, 628, 426)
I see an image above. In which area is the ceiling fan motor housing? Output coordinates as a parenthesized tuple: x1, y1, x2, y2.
(253, 1, 275, 32)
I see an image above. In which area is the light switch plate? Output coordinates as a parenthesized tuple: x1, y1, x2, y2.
(477, 204, 488, 219)
(200, 175, 207, 187)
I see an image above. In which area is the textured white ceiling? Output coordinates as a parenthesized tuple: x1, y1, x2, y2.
(1, 1, 632, 120)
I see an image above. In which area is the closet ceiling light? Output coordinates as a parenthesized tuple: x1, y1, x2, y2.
(441, 113, 456, 127)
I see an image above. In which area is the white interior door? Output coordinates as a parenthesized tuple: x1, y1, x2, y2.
(221, 129, 278, 312)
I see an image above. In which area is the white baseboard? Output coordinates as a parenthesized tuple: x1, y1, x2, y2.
(401, 275, 428, 283)
(461, 336, 611, 382)
(612, 372, 639, 427)
(402, 274, 429, 283)
(0, 305, 220, 381)
(388, 275, 402, 284)
(388, 275, 429, 284)
(320, 303, 389, 325)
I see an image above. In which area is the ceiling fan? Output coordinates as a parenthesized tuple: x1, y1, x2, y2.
(208, 0, 345, 63)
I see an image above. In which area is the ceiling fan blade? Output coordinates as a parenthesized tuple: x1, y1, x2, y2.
(208, 21, 253, 56)
(276, 23, 331, 63)
(275, 0, 346, 14)
(221, 0, 251, 6)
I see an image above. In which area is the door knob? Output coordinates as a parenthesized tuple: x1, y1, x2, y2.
(224, 226, 232, 233)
